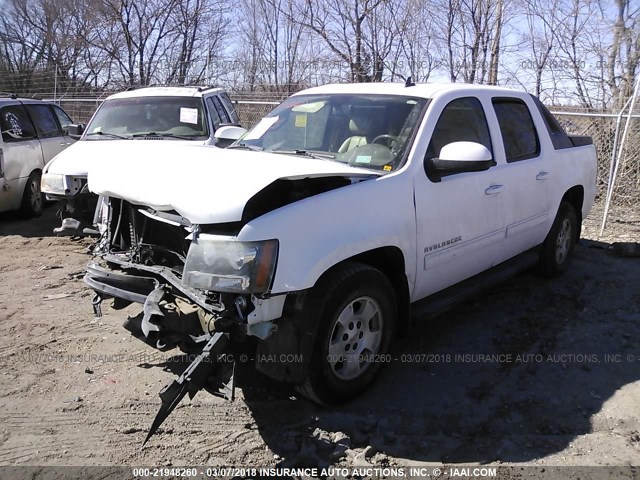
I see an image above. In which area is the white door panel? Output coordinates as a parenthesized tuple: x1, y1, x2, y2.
(414, 169, 506, 299)
(488, 97, 553, 262)
(412, 95, 507, 301)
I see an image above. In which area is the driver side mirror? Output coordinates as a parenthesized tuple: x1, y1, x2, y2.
(425, 141, 495, 182)
(214, 125, 248, 148)
(68, 123, 85, 140)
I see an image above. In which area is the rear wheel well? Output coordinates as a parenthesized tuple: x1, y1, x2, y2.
(561, 186, 584, 241)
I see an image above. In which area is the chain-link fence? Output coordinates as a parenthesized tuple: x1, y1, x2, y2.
(233, 100, 279, 127)
(552, 111, 640, 206)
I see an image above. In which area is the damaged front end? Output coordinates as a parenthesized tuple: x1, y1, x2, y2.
(84, 198, 282, 443)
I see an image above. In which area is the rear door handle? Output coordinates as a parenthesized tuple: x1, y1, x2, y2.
(485, 184, 504, 195)
(536, 171, 550, 181)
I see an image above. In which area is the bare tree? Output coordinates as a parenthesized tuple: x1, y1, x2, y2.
(295, 0, 391, 82)
(93, 0, 180, 86)
(606, 0, 640, 108)
(432, 0, 507, 84)
(162, 0, 227, 85)
(388, 0, 438, 82)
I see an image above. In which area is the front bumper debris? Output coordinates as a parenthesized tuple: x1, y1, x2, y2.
(84, 256, 240, 444)
(145, 331, 235, 444)
(85, 262, 159, 305)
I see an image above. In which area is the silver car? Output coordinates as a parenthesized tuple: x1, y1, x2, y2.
(0, 95, 76, 216)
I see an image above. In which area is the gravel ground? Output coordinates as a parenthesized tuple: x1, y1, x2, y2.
(0, 202, 638, 475)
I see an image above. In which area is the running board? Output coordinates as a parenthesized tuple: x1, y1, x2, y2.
(411, 250, 539, 321)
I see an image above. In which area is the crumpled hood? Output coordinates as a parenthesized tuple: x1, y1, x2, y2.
(87, 142, 378, 224)
(45, 138, 208, 176)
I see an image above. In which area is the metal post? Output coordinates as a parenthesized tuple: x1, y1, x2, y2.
(600, 95, 633, 236)
(53, 65, 58, 103)
(600, 75, 640, 235)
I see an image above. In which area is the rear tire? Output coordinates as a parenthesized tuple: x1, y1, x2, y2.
(20, 170, 44, 217)
(538, 201, 578, 277)
(296, 262, 396, 405)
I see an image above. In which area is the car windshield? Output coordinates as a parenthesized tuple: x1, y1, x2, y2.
(238, 94, 428, 171)
(84, 96, 208, 139)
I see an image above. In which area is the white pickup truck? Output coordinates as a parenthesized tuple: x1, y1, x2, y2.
(84, 82, 596, 440)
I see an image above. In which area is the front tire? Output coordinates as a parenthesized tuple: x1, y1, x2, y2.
(296, 263, 396, 405)
(538, 201, 578, 277)
(20, 170, 44, 217)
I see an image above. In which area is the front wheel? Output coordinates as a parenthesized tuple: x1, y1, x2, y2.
(538, 201, 578, 277)
(296, 263, 397, 405)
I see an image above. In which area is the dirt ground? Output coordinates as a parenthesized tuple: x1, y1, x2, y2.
(0, 201, 638, 474)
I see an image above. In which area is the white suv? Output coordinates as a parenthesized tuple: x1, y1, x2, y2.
(0, 95, 76, 216)
(41, 86, 244, 235)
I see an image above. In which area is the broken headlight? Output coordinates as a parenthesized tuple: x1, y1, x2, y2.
(41, 173, 65, 194)
(41, 174, 86, 196)
(182, 237, 278, 294)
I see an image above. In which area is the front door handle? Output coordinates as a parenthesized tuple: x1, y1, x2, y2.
(536, 171, 550, 181)
(485, 184, 505, 195)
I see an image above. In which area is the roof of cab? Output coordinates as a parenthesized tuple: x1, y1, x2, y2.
(106, 86, 225, 100)
(0, 96, 51, 104)
(292, 82, 529, 100)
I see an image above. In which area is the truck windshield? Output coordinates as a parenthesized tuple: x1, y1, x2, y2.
(238, 94, 429, 172)
(84, 96, 208, 140)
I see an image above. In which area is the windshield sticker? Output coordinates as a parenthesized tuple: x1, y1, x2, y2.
(180, 108, 198, 124)
(294, 114, 307, 128)
(383, 165, 392, 171)
(292, 101, 327, 113)
(355, 155, 372, 164)
(243, 116, 279, 140)
(92, 126, 102, 133)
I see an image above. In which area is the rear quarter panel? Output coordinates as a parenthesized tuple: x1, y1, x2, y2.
(547, 143, 597, 227)
(0, 137, 44, 213)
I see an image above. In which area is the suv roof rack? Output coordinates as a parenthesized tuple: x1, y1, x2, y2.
(196, 85, 222, 92)
(124, 84, 221, 92)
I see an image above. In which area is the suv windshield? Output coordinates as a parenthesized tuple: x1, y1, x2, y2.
(85, 96, 208, 139)
(238, 94, 428, 171)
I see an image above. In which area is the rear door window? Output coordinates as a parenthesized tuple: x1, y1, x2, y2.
(0, 105, 37, 142)
(25, 104, 63, 138)
(492, 98, 540, 162)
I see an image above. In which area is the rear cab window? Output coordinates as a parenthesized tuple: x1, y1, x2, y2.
(492, 98, 540, 162)
(529, 95, 573, 150)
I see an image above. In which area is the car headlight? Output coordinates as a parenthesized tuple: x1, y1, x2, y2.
(41, 173, 65, 194)
(182, 237, 278, 294)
